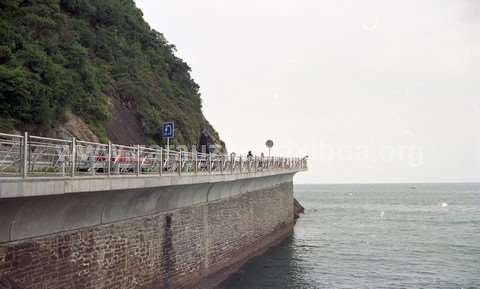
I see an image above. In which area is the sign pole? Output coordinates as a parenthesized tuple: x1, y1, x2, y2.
(266, 139, 274, 158)
(162, 122, 174, 153)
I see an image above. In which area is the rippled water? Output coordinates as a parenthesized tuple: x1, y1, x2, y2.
(218, 183, 480, 289)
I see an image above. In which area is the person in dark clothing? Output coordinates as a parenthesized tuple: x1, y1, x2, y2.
(197, 130, 210, 154)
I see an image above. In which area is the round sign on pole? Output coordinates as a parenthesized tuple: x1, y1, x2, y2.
(265, 140, 274, 157)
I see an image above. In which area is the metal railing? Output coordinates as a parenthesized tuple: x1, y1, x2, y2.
(0, 132, 307, 178)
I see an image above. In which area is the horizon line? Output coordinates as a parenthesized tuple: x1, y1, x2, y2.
(293, 181, 480, 185)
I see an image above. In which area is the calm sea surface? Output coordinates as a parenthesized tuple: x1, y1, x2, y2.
(218, 183, 480, 289)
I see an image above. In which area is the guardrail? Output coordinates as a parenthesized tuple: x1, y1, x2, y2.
(0, 132, 307, 178)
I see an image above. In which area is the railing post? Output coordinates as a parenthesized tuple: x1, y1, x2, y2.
(208, 153, 212, 174)
(220, 155, 224, 175)
(239, 155, 243, 173)
(91, 150, 95, 176)
(136, 145, 141, 176)
(22, 131, 28, 178)
(71, 137, 76, 177)
(166, 146, 169, 174)
(178, 152, 182, 176)
(231, 154, 234, 174)
(159, 148, 163, 176)
(107, 141, 112, 176)
(254, 156, 257, 173)
(61, 146, 66, 177)
(194, 152, 198, 175)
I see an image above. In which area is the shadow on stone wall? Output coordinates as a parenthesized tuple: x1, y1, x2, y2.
(0, 277, 21, 289)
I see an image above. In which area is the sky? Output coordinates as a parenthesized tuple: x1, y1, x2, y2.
(135, 0, 480, 184)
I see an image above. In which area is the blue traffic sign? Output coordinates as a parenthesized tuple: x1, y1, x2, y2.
(162, 122, 174, 138)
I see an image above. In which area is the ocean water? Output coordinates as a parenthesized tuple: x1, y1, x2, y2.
(218, 183, 480, 289)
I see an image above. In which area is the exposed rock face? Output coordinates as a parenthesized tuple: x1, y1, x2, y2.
(59, 112, 100, 142)
(294, 198, 305, 221)
(104, 96, 146, 145)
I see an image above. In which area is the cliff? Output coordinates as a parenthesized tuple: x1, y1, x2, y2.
(0, 0, 224, 149)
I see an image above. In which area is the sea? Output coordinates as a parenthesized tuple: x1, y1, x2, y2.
(217, 183, 480, 289)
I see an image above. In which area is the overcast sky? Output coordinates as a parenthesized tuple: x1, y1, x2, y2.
(135, 0, 480, 184)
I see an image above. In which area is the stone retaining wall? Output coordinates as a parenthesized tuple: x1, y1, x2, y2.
(0, 181, 294, 289)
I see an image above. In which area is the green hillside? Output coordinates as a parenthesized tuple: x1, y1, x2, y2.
(0, 0, 224, 149)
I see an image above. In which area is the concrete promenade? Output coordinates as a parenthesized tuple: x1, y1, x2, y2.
(0, 168, 304, 199)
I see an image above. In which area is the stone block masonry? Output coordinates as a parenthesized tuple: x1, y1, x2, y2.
(0, 182, 294, 289)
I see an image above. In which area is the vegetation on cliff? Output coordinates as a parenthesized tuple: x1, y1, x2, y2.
(0, 0, 224, 148)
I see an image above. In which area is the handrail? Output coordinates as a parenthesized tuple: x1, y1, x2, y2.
(29, 135, 73, 143)
(0, 131, 308, 178)
(76, 139, 107, 146)
(0, 132, 24, 138)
